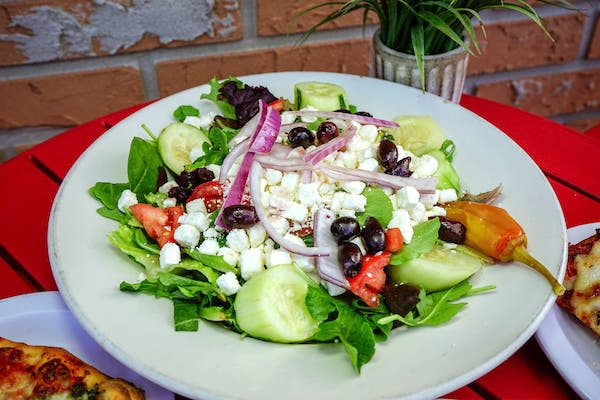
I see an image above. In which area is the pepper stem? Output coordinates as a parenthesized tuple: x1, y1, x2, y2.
(512, 245, 565, 296)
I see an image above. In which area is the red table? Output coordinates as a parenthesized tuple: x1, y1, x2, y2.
(2, 94, 598, 399)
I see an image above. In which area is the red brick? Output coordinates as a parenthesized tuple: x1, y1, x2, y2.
(0, 0, 242, 67)
(156, 39, 372, 97)
(588, 15, 600, 59)
(468, 13, 585, 75)
(0, 67, 145, 129)
(475, 68, 600, 117)
(564, 117, 600, 133)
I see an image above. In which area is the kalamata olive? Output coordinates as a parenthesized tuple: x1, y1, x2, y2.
(383, 280, 421, 317)
(339, 242, 363, 278)
(168, 186, 192, 204)
(316, 121, 339, 144)
(435, 216, 466, 244)
(361, 216, 387, 254)
(155, 166, 168, 192)
(330, 217, 361, 243)
(288, 126, 315, 149)
(354, 111, 373, 117)
(386, 156, 413, 177)
(377, 139, 398, 170)
(176, 167, 215, 189)
(221, 205, 259, 228)
(334, 109, 352, 114)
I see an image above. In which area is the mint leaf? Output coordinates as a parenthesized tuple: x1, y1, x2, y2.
(356, 187, 393, 227)
(173, 105, 199, 122)
(390, 218, 440, 265)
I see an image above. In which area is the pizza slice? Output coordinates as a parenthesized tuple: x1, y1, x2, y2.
(0, 337, 145, 400)
(556, 228, 600, 336)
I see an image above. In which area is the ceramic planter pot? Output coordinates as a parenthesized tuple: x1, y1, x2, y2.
(372, 29, 470, 103)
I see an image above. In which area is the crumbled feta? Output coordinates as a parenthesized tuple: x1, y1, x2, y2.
(247, 223, 267, 247)
(197, 238, 220, 255)
(337, 209, 356, 218)
(388, 209, 414, 243)
(179, 212, 210, 232)
(217, 246, 240, 267)
(269, 192, 308, 223)
(239, 248, 265, 280)
(117, 189, 138, 213)
(341, 181, 366, 195)
(186, 199, 208, 214)
(268, 216, 290, 236)
(265, 249, 292, 268)
(158, 181, 178, 194)
(412, 154, 438, 178)
(336, 151, 358, 169)
(358, 124, 379, 143)
(396, 186, 420, 209)
(357, 158, 379, 172)
(341, 193, 367, 212)
(410, 202, 426, 223)
(265, 168, 283, 185)
(297, 182, 321, 208)
(226, 229, 250, 252)
(281, 172, 300, 194)
(216, 272, 241, 296)
(159, 242, 180, 269)
(162, 197, 177, 208)
(358, 145, 377, 162)
(424, 206, 447, 220)
(188, 145, 205, 163)
(280, 111, 297, 125)
(203, 227, 220, 239)
(174, 224, 200, 248)
(438, 188, 458, 203)
(283, 233, 315, 272)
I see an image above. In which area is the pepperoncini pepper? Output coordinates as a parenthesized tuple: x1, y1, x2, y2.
(442, 201, 565, 295)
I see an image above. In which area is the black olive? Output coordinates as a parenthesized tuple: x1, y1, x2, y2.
(436, 216, 466, 244)
(288, 127, 315, 149)
(168, 186, 192, 204)
(334, 109, 352, 114)
(383, 280, 421, 317)
(330, 217, 361, 243)
(316, 121, 339, 144)
(221, 205, 259, 228)
(339, 242, 363, 278)
(354, 111, 373, 117)
(386, 156, 413, 177)
(377, 139, 398, 170)
(361, 216, 387, 254)
(176, 167, 215, 189)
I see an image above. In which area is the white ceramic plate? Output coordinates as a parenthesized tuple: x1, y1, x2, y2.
(48, 72, 567, 400)
(0, 291, 173, 399)
(536, 222, 600, 400)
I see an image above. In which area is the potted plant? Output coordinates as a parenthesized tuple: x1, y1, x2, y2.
(292, 1, 578, 102)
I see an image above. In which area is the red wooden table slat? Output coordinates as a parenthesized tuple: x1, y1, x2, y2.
(0, 156, 58, 290)
(472, 338, 580, 399)
(460, 95, 600, 200)
(0, 258, 36, 298)
(29, 102, 152, 180)
(550, 177, 600, 228)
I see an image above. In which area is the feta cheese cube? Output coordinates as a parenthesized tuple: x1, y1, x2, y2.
(357, 158, 380, 172)
(226, 229, 250, 252)
(117, 189, 138, 213)
(424, 206, 447, 220)
(387, 209, 414, 243)
(174, 224, 200, 248)
(281, 172, 300, 194)
(217, 246, 240, 267)
(158, 181, 178, 194)
(342, 193, 367, 212)
(280, 111, 297, 125)
(239, 248, 265, 280)
(341, 181, 366, 195)
(337, 209, 356, 218)
(268, 216, 290, 236)
(265, 249, 292, 268)
(358, 145, 377, 162)
(216, 272, 241, 296)
(197, 238, 220, 255)
(358, 125, 379, 143)
(336, 151, 358, 169)
(159, 242, 180, 269)
(269, 193, 308, 223)
(203, 227, 220, 239)
(264, 168, 283, 185)
(438, 188, 458, 203)
(412, 154, 438, 178)
(186, 199, 208, 214)
(188, 144, 205, 163)
(179, 212, 210, 233)
(297, 182, 321, 208)
(410, 202, 426, 223)
(396, 186, 420, 209)
(247, 223, 267, 247)
(162, 197, 177, 208)
(283, 234, 315, 272)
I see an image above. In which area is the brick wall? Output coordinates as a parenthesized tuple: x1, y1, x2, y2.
(1, 0, 599, 163)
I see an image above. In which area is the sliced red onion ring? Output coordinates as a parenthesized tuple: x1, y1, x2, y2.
(249, 105, 281, 153)
(304, 125, 357, 165)
(313, 208, 349, 289)
(248, 161, 329, 257)
(286, 110, 399, 128)
(319, 164, 437, 194)
(226, 103, 266, 147)
(219, 137, 250, 183)
(255, 156, 315, 172)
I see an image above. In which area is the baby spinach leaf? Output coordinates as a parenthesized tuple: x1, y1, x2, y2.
(127, 137, 164, 197)
(390, 218, 440, 265)
(186, 248, 237, 273)
(90, 182, 129, 209)
(173, 105, 199, 122)
(356, 187, 393, 227)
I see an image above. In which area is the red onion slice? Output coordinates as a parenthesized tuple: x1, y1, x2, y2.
(248, 161, 330, 257)
(226, 102, 266, 147)
(319, 164, 437, 194)
(286, 110, 399, 128)
(303, 125, 357, 165)
(249, 105, 281, 154)
(313, 208, 349, 289)
(219, 137, 249, 183)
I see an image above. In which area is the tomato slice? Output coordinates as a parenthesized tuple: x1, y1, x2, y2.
(186, 181, 225, 213)
(268, 98, 284, 112)
(385, 228, 404, 252)
(130, 204, 184, 248)
(347, 252, 391, 308)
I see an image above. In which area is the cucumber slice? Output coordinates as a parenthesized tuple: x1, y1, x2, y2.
(157, 122, 209, 174)
(387, 115, 447, 156)
(294, 81, 348, 111)
(234, 264, 320, 343)
(387, 244, 486, 292)
(426, 149, 460, 192)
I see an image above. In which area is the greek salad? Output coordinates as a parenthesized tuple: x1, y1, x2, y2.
(90, 78, 499, 373)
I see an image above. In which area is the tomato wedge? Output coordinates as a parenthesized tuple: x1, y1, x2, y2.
(268, 98, 284, 112)
(130, 204, 184, 248)
(186, 181, 225, 213)
(385, 228, 404, 252)
(347, 252, 391, 308)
